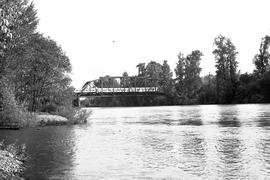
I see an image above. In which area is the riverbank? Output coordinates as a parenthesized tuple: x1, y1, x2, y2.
(0, 150, 22, 179)
(0, 109, 91, 179)
(0, 143, 26, 179)
(36, 114, 69, 126)
(35, 108, 91, 126)
(0, 108, 91, 129)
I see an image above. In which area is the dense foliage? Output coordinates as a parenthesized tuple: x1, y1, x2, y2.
(0, 0, 74, 124)
(7, 34, 73, 111)
(175, 50, 203, 103)
(84, 35, 270, 107)
(213, 35, 238, 103)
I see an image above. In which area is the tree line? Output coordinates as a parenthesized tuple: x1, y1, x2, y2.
(83, 35, 270, 106)
(0, 0, 74, 123)
(1, 0, 269, 111)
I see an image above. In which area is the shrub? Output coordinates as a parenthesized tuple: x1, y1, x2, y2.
(56, 105, 92, 124)
(0, 77, 21, 124)
(19, 110, 38, 127)
(72, 108, 92, 124)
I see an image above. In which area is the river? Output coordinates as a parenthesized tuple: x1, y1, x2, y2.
(0, 104, 270, 179)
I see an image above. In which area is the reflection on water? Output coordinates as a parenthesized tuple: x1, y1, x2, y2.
(257, 111, 270, 127)
(216, 129, 245, 179)
(217, 106, 241, 127)
(0, 126, 76, 179)
(179, 130, 207, 177)
(0, 104, 270, 179)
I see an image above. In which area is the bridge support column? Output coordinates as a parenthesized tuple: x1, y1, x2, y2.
(101, 79, 103, 96)
(77, 94, 81, 107)
(112, 78, 114, 96)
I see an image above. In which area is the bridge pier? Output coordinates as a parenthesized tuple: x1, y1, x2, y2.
(76, 94, 81, 107)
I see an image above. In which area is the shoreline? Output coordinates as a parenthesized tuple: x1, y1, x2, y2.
(0, 149, 25, 179)
(36, 114, 69, 126)
(81, 102, 270, 108)
(0, 108, 91, 130)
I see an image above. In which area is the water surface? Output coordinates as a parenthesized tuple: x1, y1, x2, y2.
(0, 104, 270, 179)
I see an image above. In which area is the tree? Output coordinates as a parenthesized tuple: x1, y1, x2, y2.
(0, 0, 38, 75)
(145, 61, 162, 88)
(213, 35, 238, 103)
(122, 71, 128, 77)
(96, 76, 120, 88)
(0, 0, 38, 122)
(199, 73, 216, 104)
(254, 35, 270, 76)
(121, 71, 129, 87)
(175, 50, 203, 100)
(136, 63, 146, 76)
(159, 60, 176, 104)
(175, 53, 185, 96)
(145, 61, 162, 79)
(185, 50, 203, 99)
(160, 60, 173, 89)
(259, 72, 270, 101)
(7, 34, 72, 111)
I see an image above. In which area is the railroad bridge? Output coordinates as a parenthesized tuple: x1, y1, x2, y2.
(75, 76, 164, 97)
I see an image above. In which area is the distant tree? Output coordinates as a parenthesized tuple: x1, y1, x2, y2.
(259, 71, 270, 101)
(136, 63, 146, 76)
(159, 60, 176, 103)
(145, 61, 162, 79)
(233, 73, 256, 103)
(239, 73, 254, 85)
(160, 60, 173, 89)
(145, 61, 162, 88)
(213, 35, 238, 103)
(175, 50, 203, 100)
(175, 53, 185, 96)
(201, 73, 215, 87)
(254, 35, 270, 76)
(97, 76, 120, 88)
(199, 73, 216, 104)
(121, 71, 129, 87)
(122, 71, 128, 77)
(185, 50, 203, 99)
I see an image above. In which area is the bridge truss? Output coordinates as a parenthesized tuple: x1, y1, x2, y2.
(76, 76, 164, 97)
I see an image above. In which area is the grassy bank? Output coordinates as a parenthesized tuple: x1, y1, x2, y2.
(35, 108, 91, 126)
(23, 108, 92, 127)
(0, 106, 92, 129)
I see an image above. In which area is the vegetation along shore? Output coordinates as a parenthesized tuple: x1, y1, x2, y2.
(0, 0, 90, 129)
(0, 1, 91, 177)
(81, 38, 270, 106)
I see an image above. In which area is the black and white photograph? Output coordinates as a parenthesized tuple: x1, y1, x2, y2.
(1, 0, 270, 179)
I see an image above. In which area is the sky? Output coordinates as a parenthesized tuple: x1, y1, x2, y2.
(33, 0, 270, 88)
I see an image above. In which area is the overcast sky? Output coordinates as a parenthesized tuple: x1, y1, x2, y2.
(34, 0, 270, 88)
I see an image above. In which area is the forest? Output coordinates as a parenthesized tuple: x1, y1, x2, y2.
(82, 35, 270, 107)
